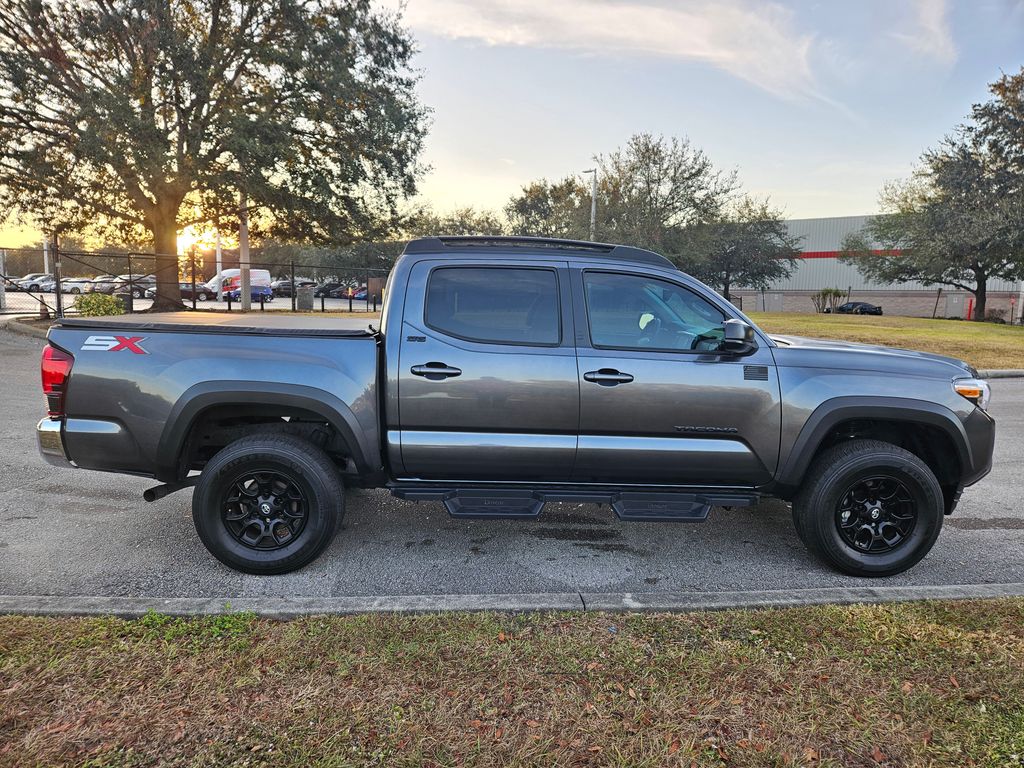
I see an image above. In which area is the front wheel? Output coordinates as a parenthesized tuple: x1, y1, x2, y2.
(192, 435, 344, 574)
(792, 439, 943, 576)
(198, 292, 208, 301)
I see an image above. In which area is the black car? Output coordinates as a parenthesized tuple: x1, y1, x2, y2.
(828, 301, 883, 316)
(313, 281, 343, 298)
(272, 279, 316, 297)
(145, 282, 218, 302)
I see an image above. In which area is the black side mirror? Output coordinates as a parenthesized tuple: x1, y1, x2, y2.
(721, 319, 757, 355)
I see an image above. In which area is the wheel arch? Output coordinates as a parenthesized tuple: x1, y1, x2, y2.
(775, 396, 971, 499)
(155, 381, 375, 482)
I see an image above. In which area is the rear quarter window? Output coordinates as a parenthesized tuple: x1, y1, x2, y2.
(425, 267, 560, 346)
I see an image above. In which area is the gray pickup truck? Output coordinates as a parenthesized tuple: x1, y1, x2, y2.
(37, 236, 995, 577)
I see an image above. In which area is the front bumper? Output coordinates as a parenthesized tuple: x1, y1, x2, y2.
(37, 417, 73, 468)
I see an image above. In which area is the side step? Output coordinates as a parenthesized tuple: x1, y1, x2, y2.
(391, 487, 756, 521)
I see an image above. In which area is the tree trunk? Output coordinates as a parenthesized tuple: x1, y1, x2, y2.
(973, 278, 987, 321)
(148, 212, 182, 312)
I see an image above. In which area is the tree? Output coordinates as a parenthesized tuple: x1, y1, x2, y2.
(0, 0, 427, 308)
(841, 136, 1021, 320)
(679, 196, 801, 302)
(594, 133, 737, 254)
(407, 207, 506, 237)
(505, 177, 590, 238)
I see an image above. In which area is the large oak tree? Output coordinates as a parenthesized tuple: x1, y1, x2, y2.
(0, 0, 427, 307)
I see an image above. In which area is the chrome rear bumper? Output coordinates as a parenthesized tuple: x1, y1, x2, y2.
(37, 417, 73, 468)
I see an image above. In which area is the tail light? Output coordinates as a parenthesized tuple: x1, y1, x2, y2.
(41, 344, 74, 417)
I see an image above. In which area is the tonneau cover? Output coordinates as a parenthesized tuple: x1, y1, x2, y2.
(53, 311, 376, 338)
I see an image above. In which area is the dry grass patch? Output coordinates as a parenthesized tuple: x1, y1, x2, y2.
(2, 600, 1023, 767)
(747, 313, 1024, 370)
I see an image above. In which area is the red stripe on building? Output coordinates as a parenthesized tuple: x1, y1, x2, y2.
(800, 249, 903, 259)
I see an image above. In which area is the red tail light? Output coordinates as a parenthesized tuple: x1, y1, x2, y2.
(41, 344, 74, 417)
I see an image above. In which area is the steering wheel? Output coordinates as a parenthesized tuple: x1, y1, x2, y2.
(638, 315, 662, 346)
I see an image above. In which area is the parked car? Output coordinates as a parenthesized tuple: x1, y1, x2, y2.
(271, 279, 316, 297)
(225, 285, 274, 302)
(145, 282, 218, 302)
(37, 236, 994, 579)
(86, 275, 121, 293)
(327, 285, 368, 299)
(59, 277, 94, 294)
(16, 273, 52, 292)
(827, 301, 884, 315)
(112, 274, 157, 298)
(313, 281, 344, 298)
(206, 269, 273, 300)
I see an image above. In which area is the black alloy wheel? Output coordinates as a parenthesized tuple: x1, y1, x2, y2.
(836, 476, 917, 553)
(223, 470, 308, 550)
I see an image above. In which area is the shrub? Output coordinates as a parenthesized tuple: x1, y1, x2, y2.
(985, 309, 1007, 324)
(810, 288, 845, 313)
(74, 292, 123, 317)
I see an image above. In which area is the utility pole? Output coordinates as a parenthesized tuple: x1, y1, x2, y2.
(214, 227, 224, 301)
(238, 190, 251, 311)
(583, 168, 597, 241)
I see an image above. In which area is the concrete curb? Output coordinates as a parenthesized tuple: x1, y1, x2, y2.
(3, 316, 48, 339)
(979, 369, 1024, 379)
(2, 583, 1024, 619)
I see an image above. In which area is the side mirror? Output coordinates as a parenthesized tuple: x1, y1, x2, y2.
(721, 319, 757, 355)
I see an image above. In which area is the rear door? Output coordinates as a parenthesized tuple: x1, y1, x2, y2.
(395, 259, 579, 480)
(571, 267, 781, 486)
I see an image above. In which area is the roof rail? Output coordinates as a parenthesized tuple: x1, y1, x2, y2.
(404, 235, 676, 268)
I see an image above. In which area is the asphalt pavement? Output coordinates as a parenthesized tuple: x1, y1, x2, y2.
(1, 327, 1022, 604)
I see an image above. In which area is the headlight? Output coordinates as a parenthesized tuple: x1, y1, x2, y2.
(954, 378, 991, 411)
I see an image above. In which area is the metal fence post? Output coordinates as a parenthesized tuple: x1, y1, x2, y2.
(53, 235, 64, 318)
(290, 260, 296, 312)
(126, 254, 134, 313)
(260, 293, 265, 311)
(0, 249, 7, 311)
(190, 247, 197, 310)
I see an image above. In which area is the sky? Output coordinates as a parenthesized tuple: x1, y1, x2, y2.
(2, 0, 1022, 248)
(390, 0, 1024, 218)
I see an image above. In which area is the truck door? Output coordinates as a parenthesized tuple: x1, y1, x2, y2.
(570, 267, 781, 486)
(395, 260, 579, 480)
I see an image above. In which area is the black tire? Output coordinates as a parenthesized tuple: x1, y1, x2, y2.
(192, 435, 344, 574)
(198, 292, 208, 301)
(792, 439, 943, 577)
(71, 287, 81, 294)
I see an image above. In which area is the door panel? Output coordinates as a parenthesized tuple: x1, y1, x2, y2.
(397, 260, 579, 480)
(572, 268, 781, 486)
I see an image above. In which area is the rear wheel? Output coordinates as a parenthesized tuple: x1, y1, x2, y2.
(198, 292, 208, 301)
(192, 435, 344, 574)
(792, 439, 943, 576)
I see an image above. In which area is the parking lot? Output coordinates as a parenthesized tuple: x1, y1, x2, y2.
(1, 325, 1021, 601)
(1, 289, 376, 315)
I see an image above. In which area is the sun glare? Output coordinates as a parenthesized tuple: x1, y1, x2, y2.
(177, 225, 218, 253)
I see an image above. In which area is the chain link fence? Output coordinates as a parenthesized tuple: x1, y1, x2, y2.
(1, 243, 390, 317)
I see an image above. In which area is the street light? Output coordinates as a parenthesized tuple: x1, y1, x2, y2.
(583, 168, 597, 241)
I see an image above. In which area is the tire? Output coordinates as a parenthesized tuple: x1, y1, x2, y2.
(71, 287, 81, 294)
(198, 292, 208, 301)
(132, 289, 142, 298)
(792, 439, 943, 577)
(192, 435, 344, 574)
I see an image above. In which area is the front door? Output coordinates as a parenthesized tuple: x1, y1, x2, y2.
(396, 260, 579, 480)
(571, 268, 781, 486)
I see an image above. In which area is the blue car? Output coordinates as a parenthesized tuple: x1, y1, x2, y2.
(225, 286, 274, 302)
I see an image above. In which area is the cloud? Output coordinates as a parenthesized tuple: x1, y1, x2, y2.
(390, 0, 822, 100)
(891, 0, 957, 65)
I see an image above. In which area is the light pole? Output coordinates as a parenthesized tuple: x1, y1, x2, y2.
(583, 168, 597, 241)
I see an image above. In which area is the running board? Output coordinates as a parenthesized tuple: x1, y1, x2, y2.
(390, 488, 757, 521)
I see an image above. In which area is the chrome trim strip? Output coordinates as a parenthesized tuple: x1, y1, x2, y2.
(36, 418, 72, 467)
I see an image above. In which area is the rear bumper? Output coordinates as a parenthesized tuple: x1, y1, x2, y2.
(36, 417, 73, 468)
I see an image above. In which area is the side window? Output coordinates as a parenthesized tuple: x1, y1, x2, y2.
(583, 271, 726, 352)
(425, 267, 560, 346)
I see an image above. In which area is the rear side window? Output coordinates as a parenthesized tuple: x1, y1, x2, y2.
(425, 267, 560, 345)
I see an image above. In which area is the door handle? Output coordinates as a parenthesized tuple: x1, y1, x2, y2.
(411, 362, 462, 380)
(583, 368, 634, 385)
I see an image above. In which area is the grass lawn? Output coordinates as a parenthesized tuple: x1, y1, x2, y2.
(748, 312, 1024, 370)
(2, 600, 1023, 767)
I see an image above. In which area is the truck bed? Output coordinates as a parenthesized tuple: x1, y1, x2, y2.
(54, 311, 376, 337)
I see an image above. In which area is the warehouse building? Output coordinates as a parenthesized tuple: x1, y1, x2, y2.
(731, 215, 1024, 321)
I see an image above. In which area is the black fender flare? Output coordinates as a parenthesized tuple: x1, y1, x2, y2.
(774, 396, 971, 492)
(155, 381, 374, 481)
